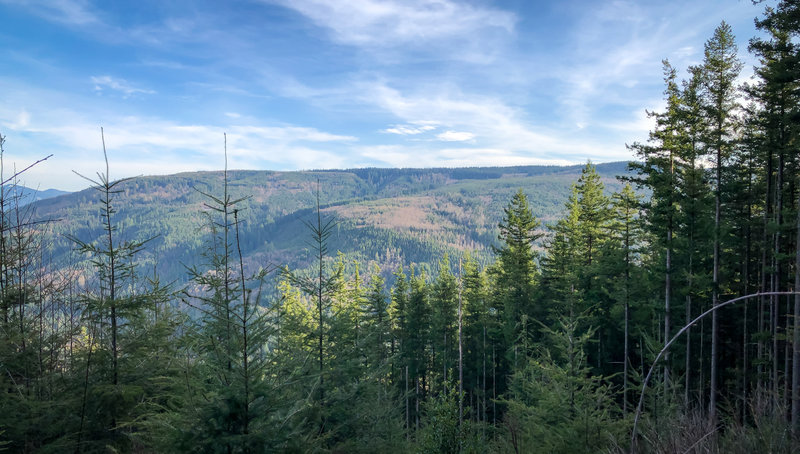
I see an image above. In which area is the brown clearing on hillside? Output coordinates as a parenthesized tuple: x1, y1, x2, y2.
(329, 196, 456, 232)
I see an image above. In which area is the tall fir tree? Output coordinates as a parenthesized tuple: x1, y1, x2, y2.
(701, 21, 742, 423)
(493, 189, 542, 371)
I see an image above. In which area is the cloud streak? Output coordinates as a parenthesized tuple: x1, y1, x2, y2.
(382, 123, 437, 135)
(272, 0, 515, 45)
(269, 0, 516, 62)
(0, 0, 99, 26)
(91, 76, 155, 97)
(357, 80, 636, 165)
(0, 86, 358, 190)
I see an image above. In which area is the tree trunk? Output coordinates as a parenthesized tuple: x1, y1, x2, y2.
(773, 153, 784, 406)
(458, 260, 463, 427)
(624, 213, 631, 415)
(685, 292, 692, 408)
(665, 150, 674, 394)
(483, 324, 487, 427)
(710, 146, 721, 424)
(742, 169, 753, 421)
(792, 189, 800, 434)
(665, 229, 672, 394)
(759, 149, 773, 407)
(405, 365, 409, 439)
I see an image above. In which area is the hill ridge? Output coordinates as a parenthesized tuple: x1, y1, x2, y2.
(31, 161, 631, 286)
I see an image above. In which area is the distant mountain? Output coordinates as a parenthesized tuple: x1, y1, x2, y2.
(30, 162, 631, 287)
(5, 186, 70, 206)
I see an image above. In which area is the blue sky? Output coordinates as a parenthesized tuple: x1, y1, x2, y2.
(0, 0, 764, 191)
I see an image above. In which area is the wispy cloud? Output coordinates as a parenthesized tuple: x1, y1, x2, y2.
(232, 125, 356, 143)
(272, 0, 515, 45)
(358, 144, 572, 169)
(0, 0, 99, 26)
(270, 0, 515, 62)
(91, 76, 155, 97)
(382, 123, 437, 135)
(550, 0, 760, 132)
(361, 81, 550, 150)
(436, 130, 474, 142)
(2, 0, 250, 59)
(358, 80, 632, 165)
(0, 84, 357, 190)
(2, 110, 31, 129)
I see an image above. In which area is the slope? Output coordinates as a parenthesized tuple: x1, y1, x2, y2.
(29, 162, 629, 286)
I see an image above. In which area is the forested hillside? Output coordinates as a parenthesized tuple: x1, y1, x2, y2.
(2, 3, 800, 453)
(30, 162, 627, 286)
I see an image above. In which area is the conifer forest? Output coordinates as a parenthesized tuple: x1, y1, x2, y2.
(4, 2, 800, 453)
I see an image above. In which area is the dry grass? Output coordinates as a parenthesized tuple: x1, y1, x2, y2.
(613, 401, 799, 454)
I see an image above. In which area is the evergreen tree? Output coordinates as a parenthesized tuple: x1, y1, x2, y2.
(173, 138, 283, 453)
(674, 65, 714, 409)
(575, 162, 611, 274)
(574, 162, 615, 372)
(390, 266, 410, 390)
(461, 254, 492, 425)
(501, 311, 621, 454)
(431, 255, 458, 392)
(406, 267, 431, 432)
(281, 181, 340, 420)
(364, 265, 390, 369)
(748, 0, 800, 429)
(69, 130, 165, 451)
(603, 184, 645, 413)
(493, 189, 542, 371)
(628, 61, 683, 395)
(540, 184, 583, 318)
(701, 21, 742, 423)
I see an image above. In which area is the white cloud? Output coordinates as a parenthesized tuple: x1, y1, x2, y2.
(359, 80, 634, 164)
(270, 0, 515, 61)
(435, 147, 571, 167)
(232, 125, 356, 143)
(436, 130, 474, 142)
(91, 76, 155, 97)
(0, 92, 358, 190)
(382, 124, 436, 135)
(362, 81, 549, 149)
(358, 144, 572, 169)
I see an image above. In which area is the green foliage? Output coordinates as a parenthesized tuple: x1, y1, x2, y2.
(493, 189, 542, 362)
(31, 163, 628, 290)
(406, 268, 431, 389)
(430, 255, 458, 388)
(501, 313, 623, 454)
(6, 9, 800, 449)
(166, 151, 288, 453)
(364, 265, 391, 367)
(416, 383, 483, 454)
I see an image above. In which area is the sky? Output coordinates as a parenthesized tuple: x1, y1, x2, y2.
(0, 0, 767, 191)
